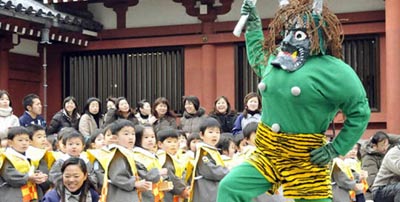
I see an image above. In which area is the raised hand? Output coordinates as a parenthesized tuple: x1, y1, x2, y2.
(240, 0, 261, 31)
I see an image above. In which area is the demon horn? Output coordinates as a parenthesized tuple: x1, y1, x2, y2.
(312, 0, 323, 15)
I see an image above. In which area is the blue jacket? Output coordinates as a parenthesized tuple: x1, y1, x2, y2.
(19, 111, 46, 127)
(42, 188, 99, 202)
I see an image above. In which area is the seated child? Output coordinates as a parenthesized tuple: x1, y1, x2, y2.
(0, 126, 48, 201)
(189, 117, 230, 202)
(102, 119, 152, 202)
(133, 125, 170, 202)
(157, 128, 190, 202)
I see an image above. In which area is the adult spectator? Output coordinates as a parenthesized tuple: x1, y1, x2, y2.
(42, 157, 99, 202)
(209, 96, 237, 133)
(103, 97, 139, 127)
(179, 95, 207, 133)
(19, 93, 46, 127)
(152, 97, 177, 132)
(79, 97, 103, 138)
(362, 131, 390, 200)
(0, 90, 20, 144)
(47, 96, 80, 135)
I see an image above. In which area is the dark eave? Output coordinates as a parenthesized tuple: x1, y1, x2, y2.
(0, 0, 103, 46)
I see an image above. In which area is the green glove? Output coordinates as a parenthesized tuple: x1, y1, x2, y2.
(310, 143, 339, 166)
(241, 0, 261, 31)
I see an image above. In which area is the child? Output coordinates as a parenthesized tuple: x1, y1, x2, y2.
(332, 145, 367, 202)
(49, 128, 97, 190)
(157, 128, 190, 202)
(177, 130, 188, 154)
(133, 125, 170, 202)
(216, 133, 237, 169)
(26, 124, 55, 199)
(185, 132, 201, 162)
(189, 117, 230, 202)
(26, 124, 47, 150)
(86, 125, 117, 192)
(88, 128, 106, 150)
(0, 126, 48, 201)
(240, 122, 259, 158)
(102, 119, 152, 202)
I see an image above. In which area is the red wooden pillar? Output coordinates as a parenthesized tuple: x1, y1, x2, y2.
(385, 0, 400, 133)
(201, 44, 216, 111)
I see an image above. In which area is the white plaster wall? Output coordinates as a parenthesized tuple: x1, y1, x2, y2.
(88, 0, 385, 30)
(10, 38, 39, 57)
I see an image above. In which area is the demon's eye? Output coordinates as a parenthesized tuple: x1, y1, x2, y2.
(294, 30, 307, 41)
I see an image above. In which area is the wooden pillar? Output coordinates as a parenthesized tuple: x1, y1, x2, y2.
(201, 44, 216, 112)
(104, 0, 139, 29)
(385, 0, 400, 133)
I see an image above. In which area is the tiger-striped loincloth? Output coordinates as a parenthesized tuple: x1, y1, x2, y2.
(246, 123, 332, 199)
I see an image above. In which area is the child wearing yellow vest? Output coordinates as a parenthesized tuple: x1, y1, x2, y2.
(86, 125, 116, 193)
(0, 126, 48, 202)
(49, 128, 98, 190)
(157, 128, 190, 202)
(189, 118, 229, 202)
(102, 119, 152, 202)
(134, 125, 171, 202)
(26, 124, 55, 200)
(332, 144, 368, 202)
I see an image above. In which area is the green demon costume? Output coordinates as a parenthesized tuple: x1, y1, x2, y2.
(217, 0, 371, 201)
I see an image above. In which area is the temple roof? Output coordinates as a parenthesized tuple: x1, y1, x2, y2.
(0, 0, 103, 46)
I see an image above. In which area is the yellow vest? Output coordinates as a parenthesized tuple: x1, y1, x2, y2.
(134, 147, 164, 201)
(86, 148, 115, 170)
(188, 143, 225, 202)
(332, 158, 367, 201)
(26, 147, 55, 170)
(1, 150, 38, 201)
(100, 147, 139, 202)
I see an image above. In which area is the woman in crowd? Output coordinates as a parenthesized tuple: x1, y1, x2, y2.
(179, 95, 207, 133)
(135, 99, 157, 126)
(232, 92, 261, 136)
(104, 97, 139, 127)
(0, 90, 20, 147)
(209, 96, 237, 133)
(362, 131, 390, 201)
(43, 157, 99, 202)
(152, 97, 177, 132)
(79, 97, 103, 138)
(47, 96, 80, 135)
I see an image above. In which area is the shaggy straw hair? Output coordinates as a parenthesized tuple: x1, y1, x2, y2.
(263, 0, 343, 60)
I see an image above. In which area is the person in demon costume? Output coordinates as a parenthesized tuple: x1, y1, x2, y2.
(217, 0, 371, 202)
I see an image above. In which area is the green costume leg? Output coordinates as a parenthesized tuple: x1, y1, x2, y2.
(217, 162, 332, 202)
(217, 162, 272, 202)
